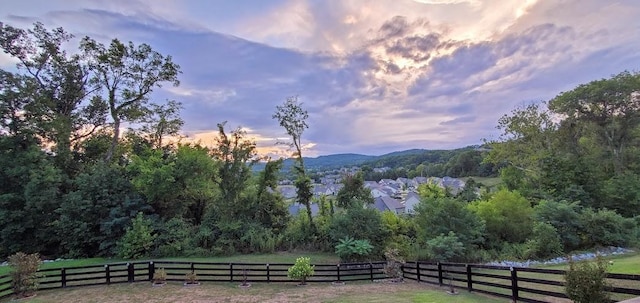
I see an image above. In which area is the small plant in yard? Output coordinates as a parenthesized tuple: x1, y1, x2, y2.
(383, 247, 405, 282)
(564, 256, 610, 303)
(288, 257, 315, 285)
(152, 268, 167, 285)
(239, 268, 251, 288)
(335, 236, 374, 262)
(8, 252, 41, 298)
(184, 271, 199, 285)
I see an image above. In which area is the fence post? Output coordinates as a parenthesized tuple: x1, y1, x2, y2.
(416, 261, 421, 282)
(266, 264, 270, 283)
(466, 264, 472, 292)
(369, 263, 374, 281)
(61, 268, 66, 288)
(105, 265, 111, 285)
(510, 267, 518, 302)
(437, 262, 443, 286)
(337, 264, 341, 282)
(148, 262, 154, 282)
(190, 262, 195, 273)
(229, 263, 234, 282)
(127, 263, 134, 283)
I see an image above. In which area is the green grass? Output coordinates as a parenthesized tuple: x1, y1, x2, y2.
(0, 258, 111, 276)
(459, 176, 502, 188)
(157, 251, 339, 265)
(541, 252, 640, 274)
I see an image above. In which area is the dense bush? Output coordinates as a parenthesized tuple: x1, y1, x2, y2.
(287, 257, 314, 285)
(334, 236, 373, 262)
(8, 252, 41, 298)
(426, 232, 465, 262)
(329, 207, 389, 257)
(117, 212, 156, 259)
(525, 222, 563, 260)
(564, 257, 610, 303)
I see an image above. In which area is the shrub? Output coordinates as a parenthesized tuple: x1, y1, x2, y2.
(117, 212, 156, 259)
(152, 268, 167, 284)
(427, 232, 465, 262)
(335, 236, 373, 262)
(287, 257, 314, 285)
(184, 271, 198, 284)
(564, 256, 610, 303)
(8, 252, 41, 298)
(383, 248, 405, 281)
(525, 221, 563, 260)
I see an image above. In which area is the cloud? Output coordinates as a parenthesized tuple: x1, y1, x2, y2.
(2, 0, 640, 156)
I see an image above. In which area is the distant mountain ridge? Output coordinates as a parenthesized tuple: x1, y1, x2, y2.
(253, 148, 451, 172)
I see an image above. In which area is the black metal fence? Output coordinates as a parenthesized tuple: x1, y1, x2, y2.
(402, 261, 640, 303)
(1, 260, 640, 302)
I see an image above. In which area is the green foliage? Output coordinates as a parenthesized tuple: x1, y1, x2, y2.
(329, 207, 389, 257)
(413, 196, 485, 250)
(57, 163, 144, 257)
(117, 212, 156, 259)
(534, 200, 583, 251)
(469, 189, 533, 245)
(417, 182, 448, 200)
(153, 217, 194, 257)
(334, 236, 374, 262)
(602, 171, 640, 217)
(8, 252, 41, 298)
(0, 136, 63, 256)
(426, 232, 465, 262)
(380, 211, 415, 257)
(336, 172, 373, 209)
(525, 222, 563, 260)
(287, 257, 314, 284)
(564, 257, 610, 303)
(80, 35, 181, 162)
(579, 208, 634, 248)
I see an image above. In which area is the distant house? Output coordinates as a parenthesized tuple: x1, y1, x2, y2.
(288, 203, 320, 217)
(278, 185, 297, 200)
(373, 196, 405, 214)
(396, 177, 410, 187)
(363, 181, 379, 189)
(411, 177, 428, 188)
(370, 187, 388, 198)
(404, 192, 421, 214)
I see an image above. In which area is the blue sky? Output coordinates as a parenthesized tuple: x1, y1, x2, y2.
(1, 0, 639, 157)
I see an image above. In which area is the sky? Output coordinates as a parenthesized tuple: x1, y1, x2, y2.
(1, 0, 639, 157)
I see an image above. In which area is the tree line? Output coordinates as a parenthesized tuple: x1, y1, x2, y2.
(1, 22, 638, 263)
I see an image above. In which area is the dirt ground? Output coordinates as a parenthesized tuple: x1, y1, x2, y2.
(20, 280, 447, 303)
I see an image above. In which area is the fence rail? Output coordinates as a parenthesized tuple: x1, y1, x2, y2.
(402, 261, 640, 303)
(0, 260, 639, 302)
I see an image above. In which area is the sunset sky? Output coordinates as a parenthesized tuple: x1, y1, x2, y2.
(1, 0, 639, 157)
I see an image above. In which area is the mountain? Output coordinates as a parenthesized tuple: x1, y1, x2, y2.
(253, 153, 375, 172)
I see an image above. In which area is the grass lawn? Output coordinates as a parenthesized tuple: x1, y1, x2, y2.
(11, 280, 506, 303)
(459, 176, 502, 189)
(541, 251, 640, 274)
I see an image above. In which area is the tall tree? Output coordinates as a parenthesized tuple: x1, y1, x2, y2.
(0, 22, 106, 172)
(80, 37, 180, 162)
(272, 96, 314, 229)
(211, 122, 258, 218)
(139, 100, 184, 149)
(336, 172, 373, 209)
(549, 71, 640, 174)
